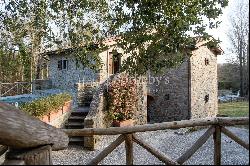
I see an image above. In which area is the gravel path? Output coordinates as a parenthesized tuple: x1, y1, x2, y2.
(52, 127, 249, 165)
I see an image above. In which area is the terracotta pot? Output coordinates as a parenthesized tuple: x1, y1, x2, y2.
(49, 110, 61, 122)
(39, 115, 49, 123)
(62, 100, 72, 113)
(112, 119, 134, 127)
(39, 100, 72, 124)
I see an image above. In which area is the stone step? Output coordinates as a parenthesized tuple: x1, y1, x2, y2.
(69, 137, 84, 145)
(68, 116, 86, 121)
(65, 122, 84, 129)
(67, 117, 85, 123)
(70, 111, 89, 116)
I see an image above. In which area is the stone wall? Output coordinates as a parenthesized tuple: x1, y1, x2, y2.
(134, 75, 148, 125)
(147, 59, 190, 122)
(190, 45, 218, 118)
(84, 73, 147, 150)
(48, 55, 98, 90)
(33, 79, 52, 90)
(75, 82, 98, 107)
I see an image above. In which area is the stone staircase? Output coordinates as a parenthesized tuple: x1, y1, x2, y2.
(65, 83, 96, 145)
(64, 106, 90, 145)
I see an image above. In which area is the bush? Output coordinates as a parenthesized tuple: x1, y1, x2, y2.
(107, 75, 137, 121)
(20, 93, 72, 118)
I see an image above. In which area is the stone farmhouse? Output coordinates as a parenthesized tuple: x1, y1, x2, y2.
(40, 37, 222, 123)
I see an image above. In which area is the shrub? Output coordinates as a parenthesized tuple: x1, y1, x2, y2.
(20, 93, 72, 118)
(107, 75, 137, 121)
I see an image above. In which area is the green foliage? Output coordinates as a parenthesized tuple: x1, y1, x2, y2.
(217, 63, 241, 91)
(0, 0, 228, 76)
(0, 44, 31, 82)
(0, 0, 108, 74)
(20, 93, 72, 118)
(108, 0, 228, 75)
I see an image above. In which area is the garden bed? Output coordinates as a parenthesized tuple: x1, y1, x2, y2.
(20, 93, 73, 128)
(39, 100, 72, 128)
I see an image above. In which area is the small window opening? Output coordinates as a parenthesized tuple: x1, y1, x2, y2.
(205, 94, 209, 103)
(205, 58, 209, 65)
(58, 59, 68, 70)
(165, 94, 170, 100)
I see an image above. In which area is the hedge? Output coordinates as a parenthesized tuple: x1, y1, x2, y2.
(20, 93, 72, 118)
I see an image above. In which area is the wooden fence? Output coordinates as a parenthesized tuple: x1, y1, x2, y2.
(64, 117, 249, 165)
(0, 82, 32, 97)
(0, 102, 249, 165)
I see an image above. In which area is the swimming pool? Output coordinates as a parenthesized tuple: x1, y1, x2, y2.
(0, 89, 75, 107)
(0, 94, 40, 107)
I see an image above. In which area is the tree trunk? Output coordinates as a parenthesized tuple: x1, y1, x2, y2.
(239, 39, 244, 97)
(247, 33, 249, 99)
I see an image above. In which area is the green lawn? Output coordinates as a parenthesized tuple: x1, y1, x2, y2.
(218, 101, 249, 117)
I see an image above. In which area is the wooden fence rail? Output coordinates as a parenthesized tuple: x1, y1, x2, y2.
(0, 82, 32, 97)
(63, 117, 248, 136)
(0, 102, 249, 165)
(64, 117, 249, 165)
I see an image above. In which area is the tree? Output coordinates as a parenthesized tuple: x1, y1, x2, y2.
(0, 0, 108, 80)
(217, 63, 240, 92)
(227, 0, 249, 97)
(0, 0, 228, 78)
(106, 0, 228, 75)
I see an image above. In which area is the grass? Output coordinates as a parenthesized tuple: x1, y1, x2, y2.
(218, 101, 249, 117)
(187, 101, 249, 132)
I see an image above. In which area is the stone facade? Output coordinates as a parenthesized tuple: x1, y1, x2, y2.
(76, 83, 98, 107)
(46, 40, 128, 107)
(44, 38, 220, 127)
(48, 55, 98, 90)
(147, 59, 190, 122)
(190, 45, 218, 118)
(33, 79, 52, 90)
(147, 44, 220, 122)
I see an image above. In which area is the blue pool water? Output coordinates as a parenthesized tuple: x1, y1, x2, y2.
(0, 94, 40, 107)
(0, 89, 74, 107)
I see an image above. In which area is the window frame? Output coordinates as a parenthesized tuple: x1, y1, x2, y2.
(57, 59, 69, 71)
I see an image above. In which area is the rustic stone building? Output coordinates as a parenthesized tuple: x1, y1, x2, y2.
(42, 37, 128, 106)
(42, 38, 222, 123)
(147, 39, 222, 122)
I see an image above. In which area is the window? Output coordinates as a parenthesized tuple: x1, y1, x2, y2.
(58, 59, 68, 70)
(205, 58, 209, 65)
(205, 94, 209, 103)
(165, 94, 170, 100)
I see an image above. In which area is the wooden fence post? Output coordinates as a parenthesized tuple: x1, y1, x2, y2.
(124, 134, 133, 165)
(213, 125, 221, 165)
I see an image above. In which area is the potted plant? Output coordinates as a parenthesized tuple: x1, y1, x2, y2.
(107, 75, 137, 127)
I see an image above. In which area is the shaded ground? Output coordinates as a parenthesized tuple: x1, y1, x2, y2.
(52, 127, 249, 165)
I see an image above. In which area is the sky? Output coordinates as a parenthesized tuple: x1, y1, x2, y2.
(207, 0, 248, 64)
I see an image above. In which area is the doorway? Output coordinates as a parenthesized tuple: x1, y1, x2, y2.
(108, 52, 121, 74)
